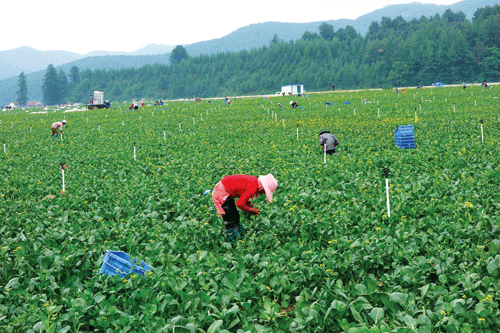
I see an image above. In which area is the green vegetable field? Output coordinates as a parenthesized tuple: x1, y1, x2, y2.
(1, 85, 500, 332)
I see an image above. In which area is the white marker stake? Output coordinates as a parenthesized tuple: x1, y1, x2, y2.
(201, 114, 203, 121)
(11, 122, 13, 128)
(338, 106, 341, 112)
(41, 118, 42, 123)
(179, 122, 181, 132)
(453, 104, 455, 112)
(296, 124, 299, 140)
(106, 114, 107, 118)
(134, 142, 136, 161)
(471, 92, 473, 97)
(282, 117, 284, 127)
(419, 104, 421, 111)
(385, 175, 391, 218)
(60, 132, 63, 142)
(324, 144, 326, 164)
(193, 117, 195, 125)
(98, 124, 101, 132)
(152, 112, 154, 117)
(61, 167, 65, 193)
(475, 100, 477, 106)
(140, 115, 142, 121)
(445, 97, 447, 102)
(354, 108, 356, 115)
(3, 142, 6, 154)
(122, 120, 124, 126)
(415, 108, 417, 122)
(396, 102, 397, 108)
(481, 120, 484, 143)
(30, 125, 32, 132)
(378, 108, 380, 119)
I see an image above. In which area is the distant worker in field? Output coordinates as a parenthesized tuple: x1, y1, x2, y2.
(483, 80, 488, 88)
(212, 174, 278, 241)
(332, 83, 335, 91)
(129, 103, 134, 110)
(463, 81, 466, 89)
(290, 101, 298, 108)
(278, 103, 282, 108)
(319, 130, 339, 155)
(50, 120, 66, 137)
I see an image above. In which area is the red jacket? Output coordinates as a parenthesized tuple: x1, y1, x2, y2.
(221, 175, 259, 212)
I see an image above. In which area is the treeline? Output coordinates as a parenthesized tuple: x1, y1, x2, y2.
(42, 6, 500, 104)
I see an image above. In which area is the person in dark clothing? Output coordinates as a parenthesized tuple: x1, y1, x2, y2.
(332, 83, 335, 91)
(319, 130, 340, 155)
(290, 101, 298, 108)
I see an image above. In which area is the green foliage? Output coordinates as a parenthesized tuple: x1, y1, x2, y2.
(69, 66, 80, 85)
(170, 45, 189, 64)
(0, 85, 500, 331)
(318, 22, 335, 41)
(301, 31, 320, 41)
(16, 72, 28, 106)
(270, 34, 280, 45)
(58, 68, 68, 103)
(42, 64, 61, 106)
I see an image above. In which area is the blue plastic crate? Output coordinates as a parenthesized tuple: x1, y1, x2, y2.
(395, 125, 415, 149)
(325, 102, 333, 105)
(99, 250, 152, 278)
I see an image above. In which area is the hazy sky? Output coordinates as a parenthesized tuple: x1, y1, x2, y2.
(5, 0, 462, 54)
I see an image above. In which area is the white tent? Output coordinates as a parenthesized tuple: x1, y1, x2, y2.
(8, 102, 16, 109)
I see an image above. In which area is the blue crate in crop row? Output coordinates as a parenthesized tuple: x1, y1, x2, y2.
(395, 125, 415, 149)
(99, 250, 152, 278)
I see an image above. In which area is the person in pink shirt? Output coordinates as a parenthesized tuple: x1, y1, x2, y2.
(212, 174, 278, 241)
(50, 120, 66, 137)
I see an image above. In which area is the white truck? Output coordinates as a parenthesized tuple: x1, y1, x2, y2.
(88, 91, 110, 109)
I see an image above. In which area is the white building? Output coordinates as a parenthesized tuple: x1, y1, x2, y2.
(280, 83, 304, 95)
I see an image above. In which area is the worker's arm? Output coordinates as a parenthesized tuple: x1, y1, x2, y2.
(237, 189, 260, 215)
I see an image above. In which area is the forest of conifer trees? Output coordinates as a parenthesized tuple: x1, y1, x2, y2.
(42, 5, 500, 104)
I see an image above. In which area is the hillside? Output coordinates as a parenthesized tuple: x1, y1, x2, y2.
(1, 0, 500, 105)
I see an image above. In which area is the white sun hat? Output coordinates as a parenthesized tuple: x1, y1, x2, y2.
(258, 174, 278, 202)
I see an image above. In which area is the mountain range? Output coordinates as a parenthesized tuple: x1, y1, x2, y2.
(1, 0, 499, 105)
